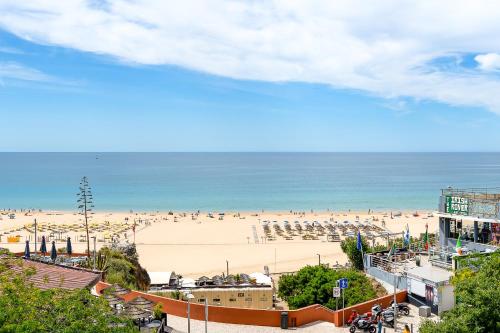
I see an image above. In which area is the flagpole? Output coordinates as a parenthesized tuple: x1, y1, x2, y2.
(361, 247, 365, 272)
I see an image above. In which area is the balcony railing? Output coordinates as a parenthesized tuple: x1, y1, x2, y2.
(441, 187, 500, 201)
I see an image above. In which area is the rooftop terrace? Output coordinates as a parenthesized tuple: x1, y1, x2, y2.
(441, 187, 500, 201)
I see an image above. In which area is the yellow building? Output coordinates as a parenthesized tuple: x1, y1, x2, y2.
(149, 271, 274, 309)
(189, 286, 273, 309)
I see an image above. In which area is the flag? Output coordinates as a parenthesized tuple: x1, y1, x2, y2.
(404, 224, 410, 246)
(423, 223, 429, 251)
(456, 234, 462, 255)
(388, 243, 396, 258)
(357, 231, 363, 252)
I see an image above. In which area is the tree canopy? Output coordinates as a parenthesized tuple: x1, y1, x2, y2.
(278, 265, 379, 310)
(86, 244, 150, 291)
(0, 251, 137, 333)
(419, 251, 500, 333)
(340, 236, 371, 270)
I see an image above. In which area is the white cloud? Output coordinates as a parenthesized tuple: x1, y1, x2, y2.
(0, 46, 25, 54)
(1, 0, 500, 113)
(0, 62, 52, 81)
(475, 53, 500, 71)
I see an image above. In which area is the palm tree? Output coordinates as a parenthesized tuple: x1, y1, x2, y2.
(77, 176, 94, 258)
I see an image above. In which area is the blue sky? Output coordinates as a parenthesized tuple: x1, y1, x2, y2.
(1, 1, 500, 152)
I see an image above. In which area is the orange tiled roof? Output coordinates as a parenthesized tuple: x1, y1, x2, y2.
(6, 259, 101, 290)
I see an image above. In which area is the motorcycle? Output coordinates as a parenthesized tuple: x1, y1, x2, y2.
(347, 310, 372, 325)
(390, 301, 410, 316)
(371, 304, 395, 328)
(349, 314, 377, 333)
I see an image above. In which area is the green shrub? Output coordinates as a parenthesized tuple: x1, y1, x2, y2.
(419, 251, 500, 333)
(153, 303, 163, 320)
(340, 237, 370, 270)
(278, 265, 379, 310)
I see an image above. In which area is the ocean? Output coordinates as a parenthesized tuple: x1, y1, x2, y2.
(1, 153, 500, 211)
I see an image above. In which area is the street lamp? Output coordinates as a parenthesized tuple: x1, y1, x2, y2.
(183, 291, 195, 333)
(393, 273, 399, 330)
(317, 253, 321, 266)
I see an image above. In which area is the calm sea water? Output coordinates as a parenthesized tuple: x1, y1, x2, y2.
(1, 153, 500, 211)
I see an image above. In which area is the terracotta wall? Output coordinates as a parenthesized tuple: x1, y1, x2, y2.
(332, 291, 407, 326)
(97, 282, 407, 328)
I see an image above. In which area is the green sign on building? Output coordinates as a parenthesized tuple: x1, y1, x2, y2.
(445, 196, 470, 215)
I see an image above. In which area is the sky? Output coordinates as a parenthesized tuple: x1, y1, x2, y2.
(1, 0, 500, 152)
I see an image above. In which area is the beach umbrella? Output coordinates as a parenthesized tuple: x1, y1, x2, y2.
(24, 240, 30, 258)
(123, 304, 149, 320)
(50, 241, 57, 262)
(66, 237, 73, 255)
(104, 294, 124, 308)
(40, 236, 47, 255)
(126, 296, 154, 311)
(103, 284, 131, 297)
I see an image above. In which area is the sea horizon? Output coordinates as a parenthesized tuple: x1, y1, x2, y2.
(2, 152, 500, 212)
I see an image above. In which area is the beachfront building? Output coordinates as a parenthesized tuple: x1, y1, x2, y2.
(364, 187, 499, 315)
(149, 272, 274, 309)
(148, 271, 179, 289)
(437, 187, 500, 252)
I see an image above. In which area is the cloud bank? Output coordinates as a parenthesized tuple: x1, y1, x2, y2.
(2, 0, 500, 113)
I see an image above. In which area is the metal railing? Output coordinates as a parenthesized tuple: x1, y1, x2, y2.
(420, 246, 456, 270)
(441, 187, 500, 201)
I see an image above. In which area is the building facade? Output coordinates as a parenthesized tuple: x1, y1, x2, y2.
(150, 272, 274, 310)
(437, 187, 500, 252)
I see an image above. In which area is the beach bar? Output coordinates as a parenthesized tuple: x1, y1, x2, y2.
(437, 187, 500, 253)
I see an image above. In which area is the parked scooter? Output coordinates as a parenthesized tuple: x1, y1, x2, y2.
(390, 301, 410, 316)
(349, 315, 377, 333)
(347, 310, 372, 325)
(371, 304, 395, 328)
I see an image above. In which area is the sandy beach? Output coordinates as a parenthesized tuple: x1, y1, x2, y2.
(0, 209, 437, 278)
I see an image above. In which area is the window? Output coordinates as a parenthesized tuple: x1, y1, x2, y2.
(259, 297, 267, 301)
(229, 298, 236, 302)
(198, 298, 205, 303)
(237, 293, 244, 297)
(212, 298, 221, 302)
(245, 297, 252, 301)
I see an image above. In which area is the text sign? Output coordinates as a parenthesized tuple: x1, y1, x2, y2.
(339, 278, 348, 289)
(446, 196, 469, 215)
(333, 287, 341, 298)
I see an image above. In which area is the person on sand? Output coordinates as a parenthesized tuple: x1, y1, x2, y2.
(377, 318, 383, 333)
(403, 324, 411, 333)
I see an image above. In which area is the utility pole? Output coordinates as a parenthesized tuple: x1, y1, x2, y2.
(92, 236, 97, 270)
(226, 260, 229, 276)
(394, 273, 398, 330)
(274, 248, 277, 273)
(133, 218, 136, 244)
(204, 298, 208, 333)
(34, 218, 37, 257)
(77, 176, 94, 259)
(317, 253, 321, 266)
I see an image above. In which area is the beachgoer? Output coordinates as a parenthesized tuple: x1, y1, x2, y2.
(403, 324, 411, 333)
(377, 318, 383, 333)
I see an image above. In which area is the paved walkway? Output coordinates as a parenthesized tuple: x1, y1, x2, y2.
(165, 304, 436, 333)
